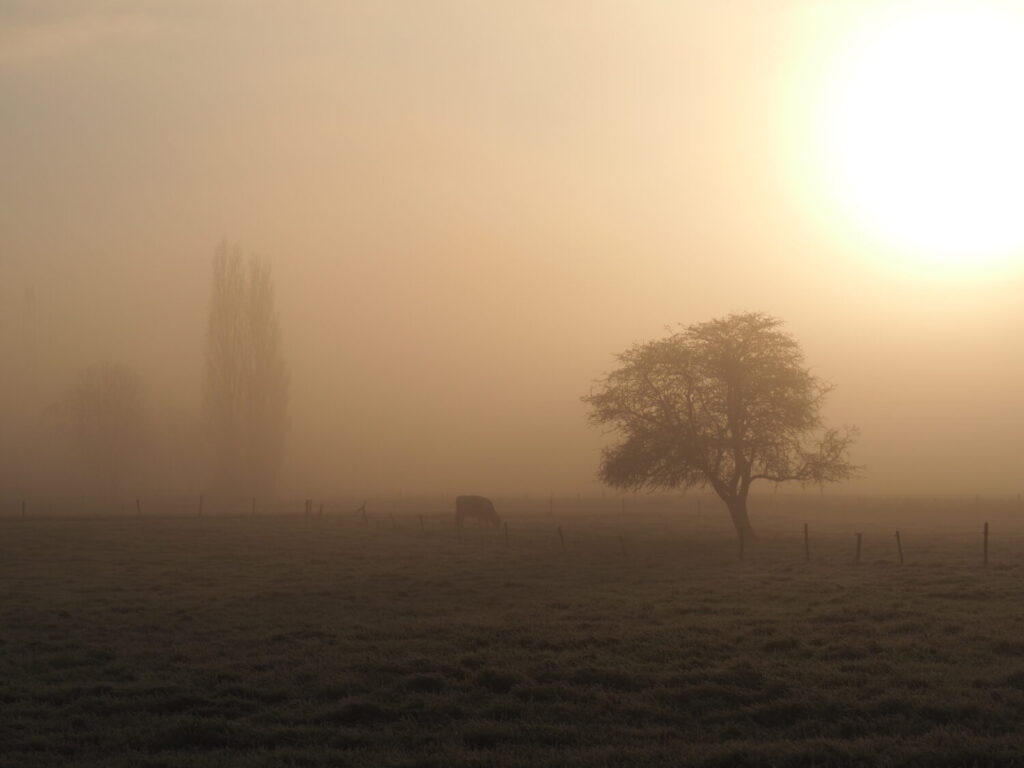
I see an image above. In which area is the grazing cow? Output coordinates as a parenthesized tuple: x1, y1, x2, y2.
(455, 495, 500, 527)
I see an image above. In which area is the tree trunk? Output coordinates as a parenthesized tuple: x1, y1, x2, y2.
(727, 497, 756, 544)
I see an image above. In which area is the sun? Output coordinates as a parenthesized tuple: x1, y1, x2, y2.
(818, 2, 1024, 273)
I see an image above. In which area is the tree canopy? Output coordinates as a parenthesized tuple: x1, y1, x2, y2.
(583, 313, 858, 540)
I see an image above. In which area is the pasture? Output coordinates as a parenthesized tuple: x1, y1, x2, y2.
(3, 495, 1024, 767)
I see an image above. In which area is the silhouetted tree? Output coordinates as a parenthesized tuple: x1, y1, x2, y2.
(583, 313, 858, 543)
(61, 361, 149, 495)
(204, 243, 289, 496)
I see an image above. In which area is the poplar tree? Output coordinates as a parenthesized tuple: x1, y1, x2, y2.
(204, 243, 289, 496)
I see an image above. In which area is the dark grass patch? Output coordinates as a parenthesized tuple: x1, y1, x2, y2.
(322, 699, 399, 725)
(146, 717, 259, 752)
(140, 692, 214, 715)
(1003, 670, 1024, 689)
(474, 669, 523, 694)
(399, 673, 447, 693)
(991, 640, 1024, 657)
(461, 723, 516, 750)
(761, 638, 799, 652)
(566, 666, 647, 691)
(514, 683, 578, 703)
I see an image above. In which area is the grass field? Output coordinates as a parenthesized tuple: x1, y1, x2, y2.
(3, 496, 1024, 767)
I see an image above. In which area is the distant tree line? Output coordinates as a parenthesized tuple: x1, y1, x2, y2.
(58, 361, 148, 496)
(45, 261, 857, 539)
(55, 242, 289, 502)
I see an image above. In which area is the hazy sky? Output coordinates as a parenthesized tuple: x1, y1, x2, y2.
(2, 1, 1022, 497)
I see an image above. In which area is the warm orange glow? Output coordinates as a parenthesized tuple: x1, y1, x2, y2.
(819, 2, 1024, 272)
(3, 3, 1024, 499)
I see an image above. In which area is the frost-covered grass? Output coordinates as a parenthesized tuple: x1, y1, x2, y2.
(2, 500, 1023, 767)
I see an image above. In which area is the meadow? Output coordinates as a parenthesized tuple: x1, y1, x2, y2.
(3, 495, 1024, 767)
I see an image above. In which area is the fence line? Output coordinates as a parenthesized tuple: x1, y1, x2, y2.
(0, 497, 1011, 568)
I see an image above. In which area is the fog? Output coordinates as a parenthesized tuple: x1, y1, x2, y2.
(2, 1, 1022, 503)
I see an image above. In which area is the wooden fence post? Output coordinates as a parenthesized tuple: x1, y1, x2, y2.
(504, 521, 509, 548)
(983, 521, 989, 566)
(738, 529, 745, 561)
(136, 499, 142, 516)
(895, 530, 904, 566)
(252, 497, 256, 516)
(558, 526, 566, 553)
(803, 523, 810, 563)
(855, 533, 862, 565)
(199, 495, 204, 517)
(22, 499, 26, 518)
(618, 535, 627, 559)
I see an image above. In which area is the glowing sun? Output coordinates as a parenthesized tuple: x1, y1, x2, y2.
(822, 2, 1024, 271)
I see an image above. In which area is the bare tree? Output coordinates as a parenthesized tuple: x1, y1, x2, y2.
(204, 242, 289, 497)
(583, 313, 859, 543)
(61, 361, 149, 495)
